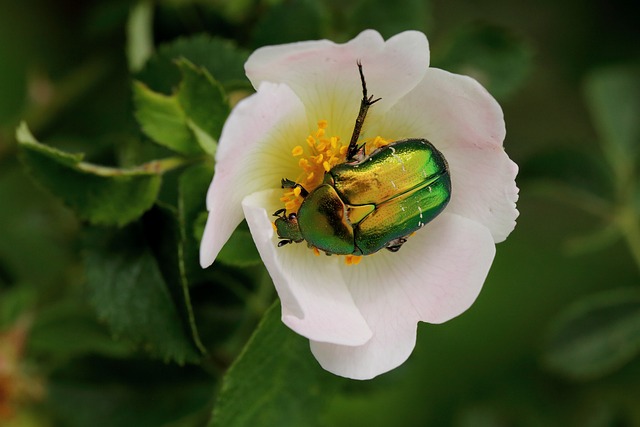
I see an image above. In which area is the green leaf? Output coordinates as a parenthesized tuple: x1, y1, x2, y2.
(432, 23, 533, 100)
(520, 147, 613, 196)
(543, 287, 640, 380)
(251, 0, 328, 47)
(83, 223, 201, 364)
(585, 65, 640, 159)
(211, 301, 341, 427)
(133, 58, 229, 155)
(132, 80, 200, 155)
(142, 204, 207, 355)
(137, 34, 251, 94)
(16, 122, 163, 226)
(178, 163, 214, 282)
(176, 59, 230, 155)
(28, 298, 132, 363)
(217, 226, 262, 268)
(519, 147, 614, 220)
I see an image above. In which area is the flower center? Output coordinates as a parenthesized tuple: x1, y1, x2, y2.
(278, 120, 393, 264)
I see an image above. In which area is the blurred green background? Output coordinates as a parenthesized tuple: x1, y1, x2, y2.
(1, 0, 639, 426)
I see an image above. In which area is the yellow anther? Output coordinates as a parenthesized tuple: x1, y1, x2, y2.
(339, 146, 348, 155)
(323, 161, 331, 172)
(315, 154, 324, 164)
(330, 137, 338, 148)
(271, 222, 277, 232)
(316, 128, 326, 138)
(317, 141, 327, 151)
(285, 200, 298, 211)
(318, 120, 328, 129)
(306, 172, 315, 182)
(292, 145, 304, 156)
(299, 158, 309, 169)
(293, 186, 302, 197)
(344, 255, 363, 265)
(313, 247, 320, 256)
(306, 136, 316, 146)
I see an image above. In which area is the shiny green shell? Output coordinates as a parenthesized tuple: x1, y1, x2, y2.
(275, 138, 451, 255)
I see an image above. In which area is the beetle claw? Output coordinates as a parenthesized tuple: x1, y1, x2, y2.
(273, 208, 287, 217)
(385, 237, 408, 252)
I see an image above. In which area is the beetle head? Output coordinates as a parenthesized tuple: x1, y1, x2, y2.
(273, 210, 304, 246)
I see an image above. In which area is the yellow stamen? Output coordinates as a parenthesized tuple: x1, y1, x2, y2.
(285, 200, 297, 211)
(344, 254, 363, 265)
(292, 145, 304, 156)
(313, 247, 320, 256)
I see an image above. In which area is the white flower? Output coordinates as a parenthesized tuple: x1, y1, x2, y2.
(200, 30, 518, 380)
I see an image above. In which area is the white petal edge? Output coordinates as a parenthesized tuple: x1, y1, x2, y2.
(372, 68, 519, 242)
(310, 212, 496, 380)
(242, 189, 372, 346)
(200, 82, 307, 267)
(245, 30, 431, 139)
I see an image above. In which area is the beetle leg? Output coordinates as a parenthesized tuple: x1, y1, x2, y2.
(346, 61, 381, 162)
(273, 208, 287, 218)
(278, 239, 293, 247)
(385, 237, 408, 252)
(281, 178, 309, 197)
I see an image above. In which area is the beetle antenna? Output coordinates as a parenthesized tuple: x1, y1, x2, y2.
(347, 61, 381, 162)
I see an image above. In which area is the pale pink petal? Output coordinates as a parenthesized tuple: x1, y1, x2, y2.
(371, 68, 519, 242)
(310, 213, 495, 379)
(246, 30, 430, 140)
(242, 189, 372, 346)
(200, 82, 308, 267)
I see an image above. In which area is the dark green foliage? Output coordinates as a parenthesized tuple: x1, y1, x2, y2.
(211, 302, 341, 427)
(543, 288, 640, 380)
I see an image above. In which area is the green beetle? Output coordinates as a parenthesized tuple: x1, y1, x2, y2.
(273, 62, 451, 256)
